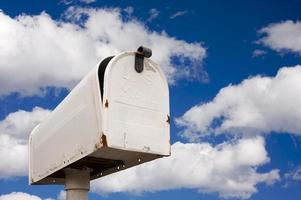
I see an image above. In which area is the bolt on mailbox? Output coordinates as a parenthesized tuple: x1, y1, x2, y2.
(29, 47, 170, 185)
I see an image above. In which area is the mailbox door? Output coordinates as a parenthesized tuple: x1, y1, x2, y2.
(102, 52, 170, 156)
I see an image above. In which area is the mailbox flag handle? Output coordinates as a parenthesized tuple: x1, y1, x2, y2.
(137, 46, 152, 58)
(135, 46, 152, 73)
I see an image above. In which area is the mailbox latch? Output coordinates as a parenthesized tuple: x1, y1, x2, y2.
(135, 46, 152, 73)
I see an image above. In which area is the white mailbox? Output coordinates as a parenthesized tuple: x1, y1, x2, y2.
(29, 47, 170, 185)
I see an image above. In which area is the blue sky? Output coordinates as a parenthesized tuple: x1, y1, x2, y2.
(0, 0, 301, 199)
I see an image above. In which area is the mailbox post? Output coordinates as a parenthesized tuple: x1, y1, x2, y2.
(29, 47, 170, 200)
(64, 169, 90, 200)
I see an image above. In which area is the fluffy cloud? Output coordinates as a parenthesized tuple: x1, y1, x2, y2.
(258, 20, 301, 54)
(92, 137, 279, 199)
(0, 107, 50, 178)
(0, 7, 206, 96)
(0, 107, 279, 199)
(0, 192, 42, 200)
(177, 65, 301, 141)
(57, 191, 66, 200)
(0, 192, 55, 200)
(0, 107, 50, 141)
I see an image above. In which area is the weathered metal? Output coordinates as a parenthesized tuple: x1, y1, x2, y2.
(29, 50, 170, 185)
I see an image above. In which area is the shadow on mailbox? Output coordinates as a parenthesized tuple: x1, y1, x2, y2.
(29, 47, 170, 185)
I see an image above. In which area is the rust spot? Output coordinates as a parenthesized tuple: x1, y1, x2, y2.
(166, 114, 170, 124)
(101, 134, 108, 147)
(105, 99, 109, 108)
(94, 143, 100, 150)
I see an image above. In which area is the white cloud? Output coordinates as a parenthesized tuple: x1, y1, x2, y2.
(0, 107, 50, 178)
(0, 7, 206, 96)
(79, 0, 96, 3)
(0, 192, 55, 200)
(147, 8, 159, 22)
(258, 20, 301, 55)
(285, 165, 301, 181)
(92, 137, 279, 199)
(252, 49, 266, 58)
(59, 0, 73, 5)
(123, 6, 134, 16)
(0, 108, 279, 199)
(170, 11, 187, 19)
(0, 192, 41, 200)
(59, 0, 96, 5)
(57, 191, 66, 200)
(176, 65, 301, 141)
(0, 107, 50, 141)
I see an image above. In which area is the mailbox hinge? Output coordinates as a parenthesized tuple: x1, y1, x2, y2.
(135, 46, 152, 73)
(166, 115, 170, 124)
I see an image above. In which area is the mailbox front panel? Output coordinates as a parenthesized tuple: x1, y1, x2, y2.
(102, 53, 170, 156)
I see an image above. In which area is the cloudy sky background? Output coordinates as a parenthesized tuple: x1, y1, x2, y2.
(0, 0, 301, 200)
